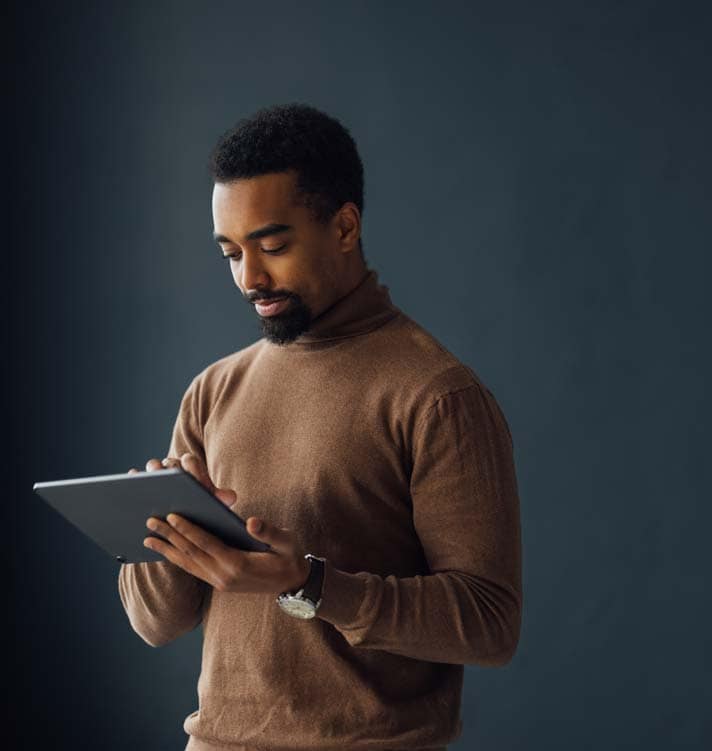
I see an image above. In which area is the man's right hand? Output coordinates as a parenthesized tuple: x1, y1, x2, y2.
(128, 453, 237, 508)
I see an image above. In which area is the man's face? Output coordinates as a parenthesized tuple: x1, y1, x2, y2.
(212, 171, 355, 345)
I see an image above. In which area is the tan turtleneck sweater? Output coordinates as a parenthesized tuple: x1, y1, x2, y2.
(118, 267, 522, 751)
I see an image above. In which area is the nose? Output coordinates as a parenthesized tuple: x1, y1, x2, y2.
(236, 251, 271, 295)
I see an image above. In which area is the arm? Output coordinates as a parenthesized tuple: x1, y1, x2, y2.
(316, 382, 523, 667)
(117, 376, 212, 647)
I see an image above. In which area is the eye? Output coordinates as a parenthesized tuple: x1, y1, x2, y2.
(221, 244, 287, 261)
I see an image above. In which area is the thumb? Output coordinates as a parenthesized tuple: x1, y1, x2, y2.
(214, 487, 237, 507)
(180, 452, 236, 508)
(246, 516, 293, 554)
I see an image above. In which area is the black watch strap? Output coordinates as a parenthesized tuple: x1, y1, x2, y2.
(299, 555, 325, 603)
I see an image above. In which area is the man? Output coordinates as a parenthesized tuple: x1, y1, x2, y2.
(118, 103, 523, 751)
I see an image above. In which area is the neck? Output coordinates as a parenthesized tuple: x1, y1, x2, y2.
(272, 265, 399, 347)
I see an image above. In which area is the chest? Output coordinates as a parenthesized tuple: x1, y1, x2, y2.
(202, 360, 414, 531)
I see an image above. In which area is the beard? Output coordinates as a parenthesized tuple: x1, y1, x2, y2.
(255, 294, 313, 345)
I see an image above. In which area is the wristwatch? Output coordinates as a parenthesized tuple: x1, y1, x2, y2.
(276, 554, 325, 619)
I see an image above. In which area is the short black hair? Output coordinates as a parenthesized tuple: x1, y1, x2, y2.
(209, 103, 365, 259)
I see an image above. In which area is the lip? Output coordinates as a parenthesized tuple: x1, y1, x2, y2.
(254, 297, 289, 316)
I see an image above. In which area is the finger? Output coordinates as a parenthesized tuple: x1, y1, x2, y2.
(161, 457, 181, 469)
(143, 534, 220, 588)
(145, 516, 216, 569)
(145, 458, 164, 472)
(214, 487, 238, 508)
(128, 468, 140, 474)
(164, 513, 228, 558)
(178, 453, 237, 507)
(245, 517, 294, 556)
(180, 453, 217, 493)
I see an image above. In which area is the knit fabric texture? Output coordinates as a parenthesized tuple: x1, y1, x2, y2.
(118, 268, 523, 751)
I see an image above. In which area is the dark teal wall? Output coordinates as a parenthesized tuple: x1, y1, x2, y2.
(10, 1, 711, 748)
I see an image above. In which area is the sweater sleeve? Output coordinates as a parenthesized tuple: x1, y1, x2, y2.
(117, 376, 212, 648)
(316, 382, 523, 667)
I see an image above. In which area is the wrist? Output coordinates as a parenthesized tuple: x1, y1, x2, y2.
(284, 555, 311, 594)
(276, 554, 326, 620)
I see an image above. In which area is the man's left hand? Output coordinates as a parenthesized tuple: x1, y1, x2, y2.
(143, 514, 311, 596)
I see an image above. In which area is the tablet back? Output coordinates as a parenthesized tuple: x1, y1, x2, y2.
(32, 468, 272, 563)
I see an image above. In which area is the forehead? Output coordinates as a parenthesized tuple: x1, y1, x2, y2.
(212, 171, 299, 225)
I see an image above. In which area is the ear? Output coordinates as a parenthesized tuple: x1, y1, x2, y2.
(336, 202, 361, 251)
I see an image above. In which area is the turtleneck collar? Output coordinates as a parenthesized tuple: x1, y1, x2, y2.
(270, 267, 400, 348)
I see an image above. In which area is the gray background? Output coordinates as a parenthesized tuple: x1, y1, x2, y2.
(9, 1, 711, 748)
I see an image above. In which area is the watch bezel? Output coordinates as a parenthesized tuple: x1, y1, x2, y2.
(276, 554, 325, 619)
(276, 591, 321, 619)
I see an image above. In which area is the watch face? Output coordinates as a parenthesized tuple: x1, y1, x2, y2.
(278, 596, 316, 619)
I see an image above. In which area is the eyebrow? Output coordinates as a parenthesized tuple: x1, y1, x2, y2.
(212, 223, 294, 244)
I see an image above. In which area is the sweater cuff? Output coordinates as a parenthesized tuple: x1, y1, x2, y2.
(316, 558, 370, 629)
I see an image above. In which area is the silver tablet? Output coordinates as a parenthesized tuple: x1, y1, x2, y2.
(32, 467, 272, 563)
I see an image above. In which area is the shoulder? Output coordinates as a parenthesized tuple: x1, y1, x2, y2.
(383, 308, 490, 400)
(376, 309, 513, 443)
